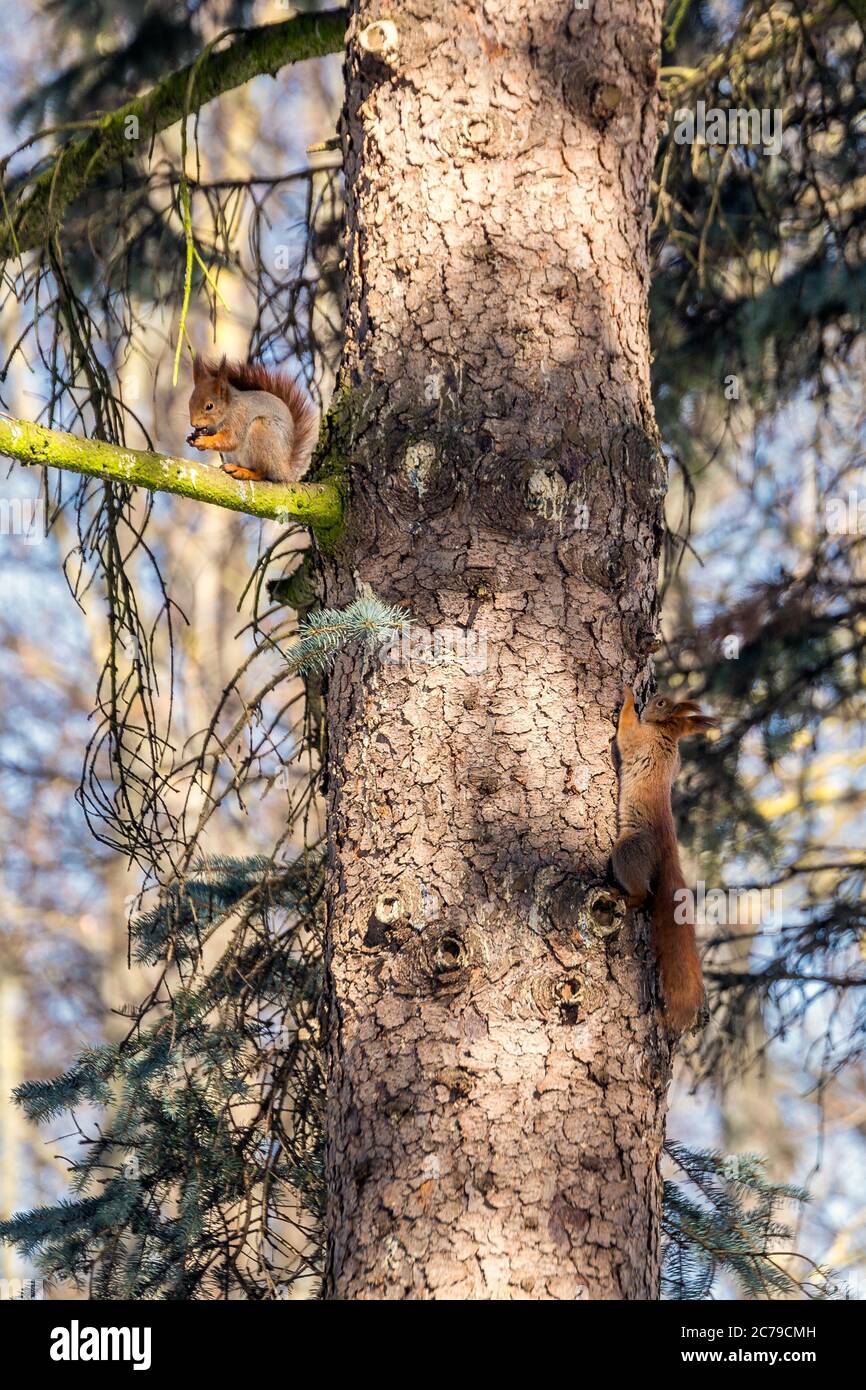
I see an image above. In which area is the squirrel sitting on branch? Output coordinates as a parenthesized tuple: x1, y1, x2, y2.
(187, 355, 319, 484)
(612, 687, 716, 1033)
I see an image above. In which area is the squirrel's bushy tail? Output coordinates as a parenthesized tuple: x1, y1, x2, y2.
(652, 854, 705, 1032)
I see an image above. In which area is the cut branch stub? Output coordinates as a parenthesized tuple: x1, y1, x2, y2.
(373, 891, 406, 926)
(386, 922, 483, 997)
(428, 930, 470, 978)
(555, 975, 584, 1024)
(363, 891, 407, 947)
(546, 877, 628, 944)
(358, 19, 399, 61)
(585, 887, 629, 938)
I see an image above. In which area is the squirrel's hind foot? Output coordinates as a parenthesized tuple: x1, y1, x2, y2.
(222, 463, 264, 481)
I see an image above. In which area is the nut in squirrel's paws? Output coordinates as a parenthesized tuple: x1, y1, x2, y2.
(187, 427, 214, 449)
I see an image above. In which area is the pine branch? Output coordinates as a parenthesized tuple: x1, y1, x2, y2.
(0, 414, 344, 539)
(286, 597, 409, 675)
(0, 10, 348, 261)
(662, 1142, 842, 1301)
(0, 855, 327, 1299)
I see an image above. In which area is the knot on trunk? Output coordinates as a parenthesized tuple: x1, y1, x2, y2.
(536, 872, 627, 950)
(525, 872, 628, 1018)
(364, 890, 408, 947)
(422, 925, 480, 993)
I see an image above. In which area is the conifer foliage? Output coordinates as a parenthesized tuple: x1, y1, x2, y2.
(0, 598, 406, 1298)
(662, 1143, 841, 1301)
(0, 856, 325, 1299)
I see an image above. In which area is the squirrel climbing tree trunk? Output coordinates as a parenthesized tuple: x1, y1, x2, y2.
(322, 0, 669, 1299)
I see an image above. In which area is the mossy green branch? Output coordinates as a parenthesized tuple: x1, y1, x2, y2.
(1, 9, 348, 261)
(0, 415, 344, 538)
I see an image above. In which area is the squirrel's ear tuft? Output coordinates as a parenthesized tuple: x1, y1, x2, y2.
(192, 353, 205, 384)
(682, 714, 717, 736)
(214, 355, 230, 398)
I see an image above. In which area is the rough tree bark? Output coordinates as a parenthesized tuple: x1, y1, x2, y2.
(322, 0, 670, 1299)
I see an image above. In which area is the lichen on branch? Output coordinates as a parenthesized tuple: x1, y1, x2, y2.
(0, 415, 344, 537)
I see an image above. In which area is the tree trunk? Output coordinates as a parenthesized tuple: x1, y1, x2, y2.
(323, 0, 669, 1300)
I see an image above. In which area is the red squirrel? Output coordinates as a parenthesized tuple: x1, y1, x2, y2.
(187, 355, 319, 484)
(612, 687, 716, 1032)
